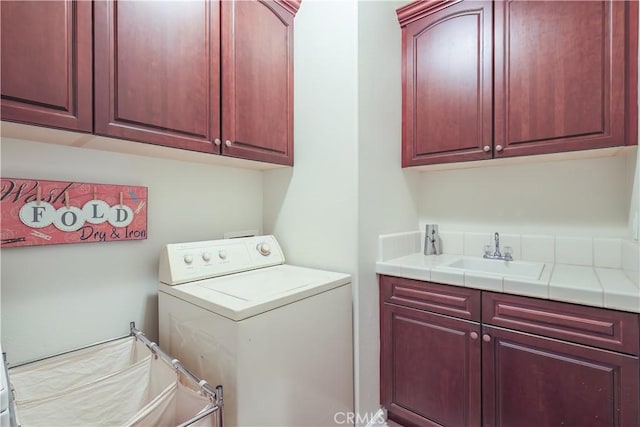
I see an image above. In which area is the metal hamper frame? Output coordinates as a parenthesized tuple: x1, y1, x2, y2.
(5, 322, 224, 427)
(129, 322, 224, 427)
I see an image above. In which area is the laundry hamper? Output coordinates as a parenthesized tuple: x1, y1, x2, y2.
(7, 324, 223, 427)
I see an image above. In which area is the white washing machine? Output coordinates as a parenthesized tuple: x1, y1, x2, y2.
(158, 235, 353, 427)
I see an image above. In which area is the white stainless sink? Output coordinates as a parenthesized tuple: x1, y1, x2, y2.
(441, 257, 545, 280)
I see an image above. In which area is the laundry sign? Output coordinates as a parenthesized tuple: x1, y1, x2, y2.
(1, 178, 148, 248)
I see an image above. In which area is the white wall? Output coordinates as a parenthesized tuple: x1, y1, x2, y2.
(628, 148, 639, 239)
(263, 0, 359, 274)
(1, 137, 263, 364)
(263, 1, 420, 423)
(262, 0, 360, 419)
(417, 153, 636, 237)
(631, 2, 640, 243)
(356, 0, 418, 420)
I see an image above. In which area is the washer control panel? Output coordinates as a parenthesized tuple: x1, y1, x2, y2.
(159, 235, 285, 285)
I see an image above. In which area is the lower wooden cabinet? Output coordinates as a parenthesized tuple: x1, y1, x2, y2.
(483, 325, 639, 427)
(381, 304, 481, 427)
(379, 275, 640, 427)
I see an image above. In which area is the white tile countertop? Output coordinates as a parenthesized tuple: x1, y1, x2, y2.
(377, 231, 640, 313)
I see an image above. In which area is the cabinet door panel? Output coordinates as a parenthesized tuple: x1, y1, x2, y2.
(381, 304, 481, 427)
(494, 0, 627, 157)
(402, 1, 492, 166)
(1, 0, 92, 132)
(221, 0, 293, 165)
(483, 325, 639, 427)
(94, 0, 219, 153)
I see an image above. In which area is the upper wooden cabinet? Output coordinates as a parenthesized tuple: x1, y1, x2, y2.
(399, 1, 493, 166)
(0, 0, 93, 132)
(494, 1, 632, 158)
(1, 0, 297, 166)
(221, 1, 295, 165)
(94, 1, 219, 153)
(94, 0, 297, 165)
(397, 0, 639, 167)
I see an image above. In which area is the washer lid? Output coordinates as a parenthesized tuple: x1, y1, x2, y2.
(159, 264, 351, 321)
(201, 268, 324, 300)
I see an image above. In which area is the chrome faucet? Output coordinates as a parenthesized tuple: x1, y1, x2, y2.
(483, 232, 513, 261)
(424, 224, 441, 255)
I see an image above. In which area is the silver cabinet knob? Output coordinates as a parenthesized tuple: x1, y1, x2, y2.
(470, 332, 479, 340)
(483, 145, 491, 152)
(482, 334, 491, 342)
(214, 138, 221, 146)
(225, 140, 232, 147)
(495, 145, 503, 152)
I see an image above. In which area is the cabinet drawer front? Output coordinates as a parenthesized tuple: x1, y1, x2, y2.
(483, 292, 640, 355)
(380, 275, 480, 321)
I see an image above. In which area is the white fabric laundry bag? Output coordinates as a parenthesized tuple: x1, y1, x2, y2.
(126, 381, 215, 427)
(9, 337, 217, 427)
(10, 337, 149, 402)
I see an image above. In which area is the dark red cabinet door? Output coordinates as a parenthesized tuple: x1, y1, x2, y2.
(398, 0, 637, 167)
(381, 303, 481, 427)
(221, 0, 294, 165)
(1, 0, 92, 132)
(483, 325, 639, 427)
(94, 0, 220, 153)
(494, 0, 633, 157)
(399, 1, 493, 167)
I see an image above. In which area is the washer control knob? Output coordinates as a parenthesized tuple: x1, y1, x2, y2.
(257, 242, 271, 256)
(183, 254, 194, 265)
(202, 252, 212, 262)
(218, 250, 228, 260)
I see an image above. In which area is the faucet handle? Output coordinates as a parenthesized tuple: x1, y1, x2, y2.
(503, 246, 513, 260)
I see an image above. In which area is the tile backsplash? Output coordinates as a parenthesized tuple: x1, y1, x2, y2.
(622, 239, 640, 281)
(378, 231, 422, 262)
(555, 237, 593, 266)
(593, 238, 623, 269)
(438, 230, 463, 255)
(521, 235, 555, 263)
(463, 232, 491, 256)
(379, 229, 640, 284)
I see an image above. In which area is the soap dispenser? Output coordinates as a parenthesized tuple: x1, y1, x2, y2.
(424, 224, 441, 255)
